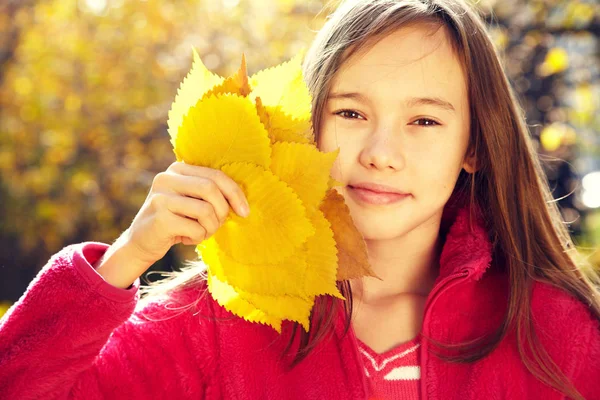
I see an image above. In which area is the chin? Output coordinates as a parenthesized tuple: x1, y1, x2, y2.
(353, 217, 414, 241)
(349, 204, 443, 242)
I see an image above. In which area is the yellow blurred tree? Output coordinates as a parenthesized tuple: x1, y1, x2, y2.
(1, 0, 598, 303)
(0, 0, 327, 300)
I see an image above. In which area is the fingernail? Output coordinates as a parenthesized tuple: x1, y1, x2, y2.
(240, 203, 250, 217)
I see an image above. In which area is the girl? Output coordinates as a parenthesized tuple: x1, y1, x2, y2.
(1, 0, 599, 399)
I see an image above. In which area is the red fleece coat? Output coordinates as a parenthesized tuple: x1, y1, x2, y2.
(1, 203, 599, 399)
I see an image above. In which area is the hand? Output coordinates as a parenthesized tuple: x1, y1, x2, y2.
(95, 161, 249, 289)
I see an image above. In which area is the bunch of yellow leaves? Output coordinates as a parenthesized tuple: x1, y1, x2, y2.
(167, 49, 378, 333)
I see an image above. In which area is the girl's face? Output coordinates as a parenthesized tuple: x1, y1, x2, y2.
(319, 24, 474, 241)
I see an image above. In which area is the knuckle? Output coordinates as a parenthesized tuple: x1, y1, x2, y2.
(204, 208, 220, 230)
(196, 202, 212, 220)
(151, 172, 166, 189)
(198, 207, 218, 231)
(192, 226, 207, 243)
(212, 169, 232, 187)
(208, 168, 226, 180)
(149, 193, 167, 211)
(167, 161, 183, 172)
(217, 210, 229, 223)
(199, 178, 219, 195)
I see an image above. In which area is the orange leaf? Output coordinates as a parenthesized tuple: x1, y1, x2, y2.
(204, 54, 251, 98)
(319, 189, 380, 281)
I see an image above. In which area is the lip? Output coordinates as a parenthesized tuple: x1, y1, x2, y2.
(347, 182, 411, 205)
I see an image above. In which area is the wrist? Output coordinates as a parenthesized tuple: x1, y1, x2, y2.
(94, 234, 151, 289)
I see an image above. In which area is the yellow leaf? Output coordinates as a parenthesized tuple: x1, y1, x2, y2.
(174, 95, 271, 170)
(206, 270, 283, 332)
(255, 97, 314, 144)
(200, 235, 309, 296)
(270, 142, 338, 211)
(208, 268, 315, 332)
(249, 52, 312, 121)
(168, 48, 223, 145)
(303, 209, 345, 299)
(200, 208, 343, 300)
(203, 54, 251, 98)
(240, 290, 312, 332)
(210, 162, 315, 264)
(319, 189, 380, 281)
(328, 176, 343, 189)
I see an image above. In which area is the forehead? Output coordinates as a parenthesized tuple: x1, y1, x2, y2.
(330, 24, 467, 105)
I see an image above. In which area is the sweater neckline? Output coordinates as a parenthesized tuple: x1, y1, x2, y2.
(356, 333, 421, 365)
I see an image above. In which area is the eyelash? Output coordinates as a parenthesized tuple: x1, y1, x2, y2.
(335, 110, 364, 120)
(334, 109, 441, 126)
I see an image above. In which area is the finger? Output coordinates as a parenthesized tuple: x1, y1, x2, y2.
(165, 194, 221, 238)
(180, 237, 197, 246)
(169, 162, 249, 218)
(166, 212, 208, 245)
(164, 174, 231, 222)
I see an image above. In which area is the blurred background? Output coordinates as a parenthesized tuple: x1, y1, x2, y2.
(0, 0, 599, 317)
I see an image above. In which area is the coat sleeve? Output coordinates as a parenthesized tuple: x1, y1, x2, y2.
(0, 242, 213, 400)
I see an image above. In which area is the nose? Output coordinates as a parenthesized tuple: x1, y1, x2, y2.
(358, 128, 405, 171)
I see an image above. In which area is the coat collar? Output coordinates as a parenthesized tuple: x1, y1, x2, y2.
(437, 191, 493, 282)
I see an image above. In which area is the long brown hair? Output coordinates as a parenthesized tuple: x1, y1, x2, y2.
(139, 0, 600, 398)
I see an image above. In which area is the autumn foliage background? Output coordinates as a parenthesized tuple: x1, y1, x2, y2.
(0, 0, 599, 315)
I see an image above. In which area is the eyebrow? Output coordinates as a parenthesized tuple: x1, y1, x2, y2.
(328, 92, 456, 114)
(406, 96, 456, 113)
(328, 92, 369, 103)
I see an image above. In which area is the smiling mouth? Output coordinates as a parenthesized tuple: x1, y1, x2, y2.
(347, 185, 411, 205)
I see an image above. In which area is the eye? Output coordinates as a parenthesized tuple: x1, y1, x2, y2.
(411, 118, 440, 127)
(334, 109, 365, 120)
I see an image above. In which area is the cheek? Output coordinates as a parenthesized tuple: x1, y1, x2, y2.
(317, 118, 338, 153)
(328, 146, 349, 183)
(408, 137, 465, 185)
(434, 167, 461, 194)
(318, 119, 353, 181)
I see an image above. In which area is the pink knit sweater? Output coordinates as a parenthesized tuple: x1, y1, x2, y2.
(1, 202, 599, 399)
(358, 334, 421, 399)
